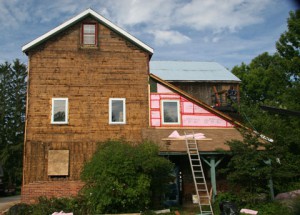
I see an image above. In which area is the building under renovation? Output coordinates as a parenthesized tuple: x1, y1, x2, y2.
(21, 9, 248, 213)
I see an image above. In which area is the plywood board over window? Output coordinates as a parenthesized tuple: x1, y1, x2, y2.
(48, 150, 69, 176)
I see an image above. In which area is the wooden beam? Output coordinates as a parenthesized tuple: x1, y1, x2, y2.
(201, 156, 224, 202)
(213, 86, 221, 106)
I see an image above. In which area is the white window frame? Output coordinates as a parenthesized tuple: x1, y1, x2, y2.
(161, 100, 180, 125)
(109, 98, 126, 124)
(51, 98, 68, 124)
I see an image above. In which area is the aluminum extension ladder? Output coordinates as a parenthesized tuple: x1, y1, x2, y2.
(185, 132, 214, 215)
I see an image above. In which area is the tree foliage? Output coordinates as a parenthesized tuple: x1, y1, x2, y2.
(229, 9, 300, 196)
(232, 53, 289, 105)
(223, 131, 272, 203)
(0, 59, 27, 186)
(80, 140, 173, 214)
(276, 10, 300, 80)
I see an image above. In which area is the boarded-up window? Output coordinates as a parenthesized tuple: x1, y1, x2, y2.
(51, 98, 68, 124)
(82, 23, 97, 45)
(162, 100, 180, 125)
(48, 150, 69, 176)
(109, 98, 126, 124)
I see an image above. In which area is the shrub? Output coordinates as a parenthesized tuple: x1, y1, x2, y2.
(80, 140, 174, 214)
(291, 196, 300, 215)
(6, 203, 33, 215)
(213, 192, 240, 215)
(7, 196, 89, 215)
(248, 201, 291, 215)
(29, 196, 89, 215)
(222, 131, 273, 204)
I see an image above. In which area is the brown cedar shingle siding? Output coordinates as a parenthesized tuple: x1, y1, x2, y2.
(23, 18, 149, 187)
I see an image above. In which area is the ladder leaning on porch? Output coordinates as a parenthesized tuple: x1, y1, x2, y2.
(185, 132, 214, 215)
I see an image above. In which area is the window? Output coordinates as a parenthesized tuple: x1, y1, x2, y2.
(51, 98, 68, 124)
(82, 23, 97, 45)
(109, 98, 126, 124)
(162, 100, 180, 125)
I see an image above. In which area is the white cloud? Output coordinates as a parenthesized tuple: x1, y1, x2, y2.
(97, 0, 272, 33)
(91, 0, 273, 46)
(31, 0, 80, 23)
(0, 0, 273, 41)
(151, 30, 191, 45)
(0, 0, 293, 69)
(0, 0, 31, 28)
(177, 0, 271, 32)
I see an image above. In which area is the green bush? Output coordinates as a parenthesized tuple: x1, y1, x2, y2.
(213, 191, 293, 215)
(80, 140, 174, 214)
(213, 192, 240, 215)
(291, 196, 300, 215)
(248, 201, 291, 215)
(7, 196, 90, 215)
(222, 131, 273, 204)
(6, 203, 33, 215)
(29, 196, 89, 215)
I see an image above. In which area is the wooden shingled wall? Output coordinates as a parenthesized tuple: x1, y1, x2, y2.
(23, 17, 150, 185)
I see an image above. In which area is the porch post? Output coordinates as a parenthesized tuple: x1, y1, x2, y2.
(201, 155, 223, 202)
(264, 159, 275, 200)
(210, 156, 217, 201)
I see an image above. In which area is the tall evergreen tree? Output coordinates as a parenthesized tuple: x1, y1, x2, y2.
(0, 59, 27, 186)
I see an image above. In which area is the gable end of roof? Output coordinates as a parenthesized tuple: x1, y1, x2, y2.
(22, 8, 153, 55)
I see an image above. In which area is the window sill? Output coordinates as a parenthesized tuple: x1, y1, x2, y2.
(161, 123, 181, 126)
(80, 45, 98, 49)
(51, 122, 69, 125)
(109, 122, 126, 125)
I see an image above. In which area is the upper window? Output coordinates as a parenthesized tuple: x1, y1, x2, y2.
(82, 23, 97, 46)
(109, 98, 126, 124)
(51, 98, 68, 124)
(162, 100, 180, 125)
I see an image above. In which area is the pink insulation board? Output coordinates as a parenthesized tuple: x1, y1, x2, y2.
(150, 83, 233, 128)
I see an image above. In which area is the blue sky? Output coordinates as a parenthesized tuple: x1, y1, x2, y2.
(0, 0, 298, 69)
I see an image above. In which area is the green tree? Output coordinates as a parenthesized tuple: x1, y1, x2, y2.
(232, 53, 289, 105)
(276, 10, 300, 69)
(223, 131, 272, 203)
(229, 9, 300, 197)
(80, 140, 173, 214)
(0, 59, 27, 186)
(276, 10, 300, 109)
